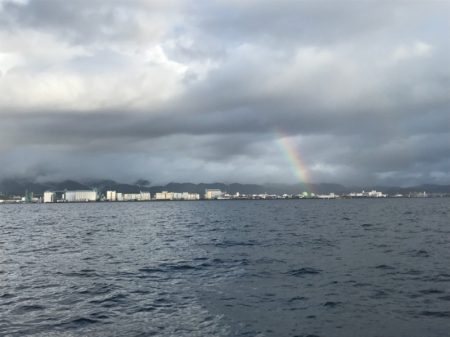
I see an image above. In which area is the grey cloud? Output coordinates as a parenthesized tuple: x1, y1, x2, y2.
(0, 0, 178, 45)
(0, 0, 449, 186)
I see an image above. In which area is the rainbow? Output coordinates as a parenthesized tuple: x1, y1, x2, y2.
(275, 130, 314, 194)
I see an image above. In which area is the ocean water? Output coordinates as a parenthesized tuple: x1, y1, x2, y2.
(1, 199, 449, 337)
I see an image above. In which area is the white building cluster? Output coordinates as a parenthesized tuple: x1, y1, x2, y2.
(317, 192, 338, 199)
(105, 190, 199, 201)
(348, 190, 387, 198)
(42, 189, 202, 203)
(106, 191, 151, 201)
(154, 191, 200, 200)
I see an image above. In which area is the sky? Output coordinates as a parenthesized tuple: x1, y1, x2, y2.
(0, 0, 449, 186)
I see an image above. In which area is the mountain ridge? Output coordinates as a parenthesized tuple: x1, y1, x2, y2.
(1, 178, 449, 196)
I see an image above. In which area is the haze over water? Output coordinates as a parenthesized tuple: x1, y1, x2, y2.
(1, 199, 450, 337)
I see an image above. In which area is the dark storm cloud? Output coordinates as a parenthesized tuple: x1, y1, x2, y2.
(0, 0, 449, 185)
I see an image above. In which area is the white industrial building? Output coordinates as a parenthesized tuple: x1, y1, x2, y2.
(123, 193, 140, 201)
(185, 192, 200, 200)
(106, 190, 117, 201)
(140, 192, 151, 201)
(122, 192, 151, 201)
(204, 189, 223, 199)
(43, 191, 56, 203)
(123, 192, 152, 201)
(65, 190, 97, 202)
(317, 192, 338, 199)
(155, 191, 174, 200)
(367, 190, 387, 198)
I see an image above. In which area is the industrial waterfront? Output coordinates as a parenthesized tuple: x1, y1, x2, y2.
(0, 187, 440, 204)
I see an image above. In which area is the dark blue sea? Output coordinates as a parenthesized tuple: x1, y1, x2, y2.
(1, 199, 449, 337)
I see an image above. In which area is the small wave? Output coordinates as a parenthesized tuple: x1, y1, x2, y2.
(155, 297, 168, 303)
(311, 238, 334, 247)
(370, 290, 389, 299)
(138, 267, 165, 273)
(352, 282, 371, 288)
(234, 258, 250, 265)
(286, 267, 321, 277)
(77, 284, 117, 295)
(138, 262, 210, 278)
(210, 258, 250, 266)
(166, 264, 198, 271)
(134, 305, 156, 313)
(419, 289, 445, 295)
(11, 304, 45, 314)
(163, 262, 200, 271)
(89, 293, 128, 305)
(193, 257, 209, 261)
(59, 317, 99, 328)
(420, 311, 450, 318)
(215, 240, 258, 247)
(255, 257, 285, 264)
(401, 269, 423, 276)
(408, 249, 430, 258)
(423, 273, 450, 282)
(0, 293, 15, 299)
(90, 312, 110, 320)
(58, 269, 101, 278)
(130, 289, 150, 295)
(288, 296, 307, 303)
(133, 331, 159, 337)
(374, 264, 395, 270)
(438, 295, 450, 301)
(323, 301, 341, 308)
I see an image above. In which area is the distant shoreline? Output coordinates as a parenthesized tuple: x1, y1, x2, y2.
(1, 196, 446, 206)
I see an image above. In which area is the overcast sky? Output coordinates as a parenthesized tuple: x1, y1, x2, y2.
(0, 0, 449, 186)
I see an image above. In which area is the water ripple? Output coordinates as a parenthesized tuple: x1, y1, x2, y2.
(1, 199, 450, 337)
